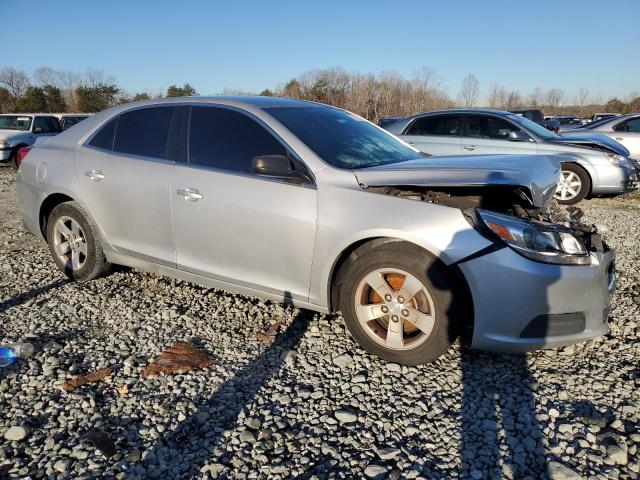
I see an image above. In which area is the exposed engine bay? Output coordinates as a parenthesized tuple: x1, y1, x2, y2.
(363, 185, 609, 254)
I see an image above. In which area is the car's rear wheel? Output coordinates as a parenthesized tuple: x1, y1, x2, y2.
(555, 163, 590, 205)
(337, 242, 461, 365)
(46, 202, 111, 281)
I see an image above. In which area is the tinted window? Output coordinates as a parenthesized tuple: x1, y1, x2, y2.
(90, 118, 117, 150)
(189, 106, 287, 173)
(33, 117, 51, 133)
(615, 118, 640, 133)
(464, 115, 520, 140)
(113, 107, 175, 158)
(267, 106, 420, 169)
(46, 117, 61, 132)
(406, 115, 461, 136)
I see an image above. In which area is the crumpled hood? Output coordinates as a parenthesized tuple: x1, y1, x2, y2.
(353, 154, 561, 208)
(551, 133, 630, 157)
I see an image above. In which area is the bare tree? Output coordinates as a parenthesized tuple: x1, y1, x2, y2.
(528, 87, 542, 107)
(0, 67, 30, 100)
(459, 74, 479, 108)
(486, 84, 506, 109)
(33, 67, 57, 87)
(544, 88, 565, 114)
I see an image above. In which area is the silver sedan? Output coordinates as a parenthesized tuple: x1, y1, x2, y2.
(16, 97, 615, 365)
(561, 113, 640, 161)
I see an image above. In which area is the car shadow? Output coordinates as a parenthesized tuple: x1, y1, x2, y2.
(0, 278, 69, 315)
(124, 298, 311, 478)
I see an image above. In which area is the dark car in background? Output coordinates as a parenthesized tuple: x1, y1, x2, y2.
(509, 109, 560, 133)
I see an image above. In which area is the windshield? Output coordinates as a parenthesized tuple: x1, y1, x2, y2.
(581, 117, 612, 129)
(508, 114, 557, 140)
(266, 106, 421, 169)
(0, 115, 32, 131)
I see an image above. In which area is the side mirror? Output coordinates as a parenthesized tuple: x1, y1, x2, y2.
(508, 130, 529, 142)
(33, 127, 43, 134)
(251, 155, 308, 184)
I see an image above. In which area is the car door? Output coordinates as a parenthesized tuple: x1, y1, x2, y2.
(75, 106, 178, 265)
(610, 117, 640, 159)
(171, 105, 317, 301)
(461, 114, 537, 155)
(400, 114, 462, 155)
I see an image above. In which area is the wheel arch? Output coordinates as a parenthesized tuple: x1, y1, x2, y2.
(39, 193, 75, 239)
(560, 161, 594, 195)
(327, 237, 474, 336)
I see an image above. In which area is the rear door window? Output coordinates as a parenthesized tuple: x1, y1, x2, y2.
(615, 118, 640, 133)
(33, 117, 51, 133)
(188, 106, 287, 173)
(463, 115, 519, 140)
(405, 115, 461, 136)
(90, 118, 118, 150)
(113, 107, 175, 159)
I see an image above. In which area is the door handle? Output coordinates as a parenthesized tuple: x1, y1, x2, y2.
(463, 145, 475, 151)
(85, 169, 105, 181)
(615, 137, 624, 141)
(408, 141, 416, 145)
(177, 188, 204, 201)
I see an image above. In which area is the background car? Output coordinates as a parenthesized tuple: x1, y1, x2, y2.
(560, 113, 640, 160)
(56, 114, 92, 130)
(383, 109, 638, 205)
(0, 114, 62, 168)
(15, 97, 615, 365)
(509, 109, 560, 132)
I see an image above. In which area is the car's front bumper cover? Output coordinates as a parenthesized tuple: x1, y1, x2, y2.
(0, 147, 11, 161)
(458, 245, 615, 352)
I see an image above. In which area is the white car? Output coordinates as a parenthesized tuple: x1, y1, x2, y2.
(561, 113, 640, 161)
(0, 114, 62, 168)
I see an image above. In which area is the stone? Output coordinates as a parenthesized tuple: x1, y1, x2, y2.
(376, 447, 401, 461)
(239, 430, 257, 443)
(334, 410, 358, 424)
(364, 464, 388, 479)
(3, 426, 30, 441)
(547, 461, 581, 480)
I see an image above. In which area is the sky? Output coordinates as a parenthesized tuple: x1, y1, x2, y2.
(2, 0, 639, 101)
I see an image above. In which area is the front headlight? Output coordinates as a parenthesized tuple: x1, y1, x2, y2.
(478, 210, 590, 265)
(605, 152, 629, 166)
(0, 139, 7, 146)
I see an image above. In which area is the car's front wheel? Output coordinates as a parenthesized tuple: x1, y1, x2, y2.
(46, 201, 111, 281)
(337, 242, 462, 365)
(555, 163, 591, 205)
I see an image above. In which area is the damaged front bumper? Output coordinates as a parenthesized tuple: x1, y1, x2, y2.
(457, 236, 615, 352)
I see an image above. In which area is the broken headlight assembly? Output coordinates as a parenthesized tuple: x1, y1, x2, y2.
(604, 152, 630, 167)
(477, 210, 591, 265)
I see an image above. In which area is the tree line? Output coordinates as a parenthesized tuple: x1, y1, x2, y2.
(1, 65, 638, 122)
(0, 66, 197, 114)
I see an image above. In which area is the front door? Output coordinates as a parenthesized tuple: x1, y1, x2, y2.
(461, 114, 537, 155)
(171, 105, 316, 300)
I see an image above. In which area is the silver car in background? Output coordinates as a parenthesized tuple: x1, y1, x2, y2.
(383, 109, 638, 205)
(16, 97, 615, 365)
(560, 113, 640, 161)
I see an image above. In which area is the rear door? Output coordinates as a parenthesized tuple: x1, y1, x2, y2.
(611, 117, 640, 159)
(461, 114, 537, 155)
(400, 114, 462, 155)
(75, 106, 178, 265)
(171, 105, 317, 301)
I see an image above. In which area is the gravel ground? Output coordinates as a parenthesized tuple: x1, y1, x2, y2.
(0, 164, 638, 479)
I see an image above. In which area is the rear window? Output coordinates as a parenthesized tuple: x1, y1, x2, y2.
(113, 107, 175, 159)
(405, 115, 461, 136)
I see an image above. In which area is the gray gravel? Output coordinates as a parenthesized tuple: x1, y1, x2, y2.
(1, 165, 638, 479)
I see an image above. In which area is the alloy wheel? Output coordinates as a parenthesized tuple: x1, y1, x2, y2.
(354, 268, 435, 351)
(53, 216, 88, 271)
(555, 170, 582, 201)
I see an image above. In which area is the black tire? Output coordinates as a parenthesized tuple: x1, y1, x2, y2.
(46, 201, 111, 281)
(337, 241, 463, 365)
(9, 149, 18, 170)
(556, 163, 591, 205)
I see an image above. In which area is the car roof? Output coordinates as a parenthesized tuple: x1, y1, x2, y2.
(111, 95, 325, 110)
(0, 113, 56, 117)
(402, 108, 514, 121)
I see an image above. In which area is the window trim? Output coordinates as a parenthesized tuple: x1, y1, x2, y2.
(402, 113, 462, 137)
(183, 102, 316, 187)
(613, 117, 640, 133)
